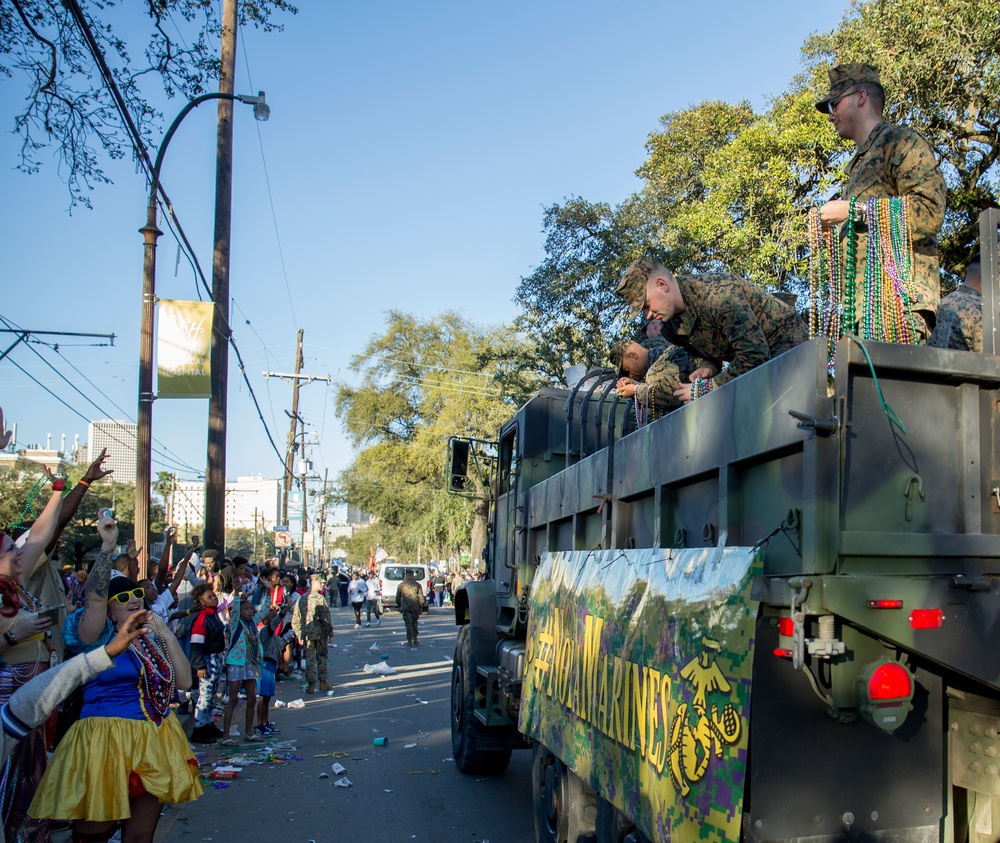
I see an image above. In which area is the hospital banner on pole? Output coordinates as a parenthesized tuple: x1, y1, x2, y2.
(157, 299, 213, 398)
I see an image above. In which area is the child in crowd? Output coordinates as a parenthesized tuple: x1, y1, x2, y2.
(184, 584, 226, 744)
(219, 591, 274, 746)
(255, 598, 291, 736)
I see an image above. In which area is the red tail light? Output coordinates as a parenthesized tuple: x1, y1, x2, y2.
(773, 648, 793, 659)
(777, 617, 794, 637)
(908, 609, 944, 629)
(867, 599, 904, 609)
(868, 662, 912, 701)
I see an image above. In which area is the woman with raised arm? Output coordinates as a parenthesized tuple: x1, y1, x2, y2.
(0, 470, 62, 843)
(28, 511, 202, 843)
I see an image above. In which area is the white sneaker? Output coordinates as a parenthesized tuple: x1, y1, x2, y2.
(354, 624, 361, 630)
(364, 622, 371, 627)
(376, 617, 381, 626)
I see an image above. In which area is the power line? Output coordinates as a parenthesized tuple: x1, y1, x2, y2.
(228, 334, 293, 481)
(50, 346, 200, 475)
(0, 315, 202, 475)
(2, 354, 197, 478)
(239, 26, 298, 328)
(63, 0, 288, 482)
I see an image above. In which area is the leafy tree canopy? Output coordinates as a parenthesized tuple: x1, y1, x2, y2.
(515, 0, 999, 371)
(1, 0, 296, 207)
(333, 311, 537, 564)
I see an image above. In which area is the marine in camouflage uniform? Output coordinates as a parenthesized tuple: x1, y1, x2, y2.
(616, 259, 808, 397)
(292, 582, 334, 692)
(395, 573, 426, 646)
(929, 254, 983, 352)
(610, 336, 693, 419)
(816, 64, 946, 338)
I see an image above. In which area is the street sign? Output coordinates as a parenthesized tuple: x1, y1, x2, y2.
(272, 525, 289, 532)
(274, 531, 291, 548)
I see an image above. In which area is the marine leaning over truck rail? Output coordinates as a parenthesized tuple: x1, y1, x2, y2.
(446, 304, 1000, 843)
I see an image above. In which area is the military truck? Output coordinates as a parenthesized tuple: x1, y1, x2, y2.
(446, 213, 1000, 843)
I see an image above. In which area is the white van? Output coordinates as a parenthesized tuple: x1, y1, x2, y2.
(378, 562, 430, 610)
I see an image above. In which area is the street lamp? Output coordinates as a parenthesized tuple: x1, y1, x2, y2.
(135, 91, 269, 563)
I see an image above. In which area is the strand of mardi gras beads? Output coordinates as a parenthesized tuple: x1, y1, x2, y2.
(633, 393, 646, 429)
(862, 197, 917, 344)
(692, 378, 714, 400)
(11, 477, 47, 531)
(807, 206, 842, 373)
(808, 206, 822, 339)
(843, 197, 859, 334)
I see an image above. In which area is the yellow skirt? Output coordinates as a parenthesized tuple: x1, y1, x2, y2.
(28, 713, 203, 821)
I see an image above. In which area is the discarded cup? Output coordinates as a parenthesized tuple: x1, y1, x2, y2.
(372, 737, 388, 747)
(380, 654, 390, 661)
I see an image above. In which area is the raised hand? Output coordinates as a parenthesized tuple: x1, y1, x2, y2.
(96, 509, 119, 551)
(83, 448, 114, 485)
(106, 610, 154, 657)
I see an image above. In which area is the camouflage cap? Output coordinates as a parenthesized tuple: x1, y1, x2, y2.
(608, 340, 630, 377)
(815, 63, 880, 113)
(616, 258, 656, 320)
(610, 336, 668, 378)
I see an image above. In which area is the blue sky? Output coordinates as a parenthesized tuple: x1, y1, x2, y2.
(0, 0, 849, 507)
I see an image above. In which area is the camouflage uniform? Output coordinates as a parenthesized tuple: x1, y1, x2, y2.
(292, 591, 333, 687)
(636, 345, 694, 417)
(656, 274, 808, 389)
(838, 122, 946, 326)
(395, 578, 426, 645)
(928, 284, 982, 352)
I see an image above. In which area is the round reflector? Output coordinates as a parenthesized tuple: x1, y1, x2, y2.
(868, 662, 912, 701)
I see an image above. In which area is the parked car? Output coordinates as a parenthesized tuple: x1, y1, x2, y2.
(378, 562, 431, 610)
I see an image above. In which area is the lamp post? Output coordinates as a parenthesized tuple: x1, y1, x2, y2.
(136, 91, 269, 559)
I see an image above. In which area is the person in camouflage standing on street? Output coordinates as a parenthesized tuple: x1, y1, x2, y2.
(395, 570, 426, 646)
(292, 575, 334, 694)
(816, 63, 947, 341)
(615, 259, 808, 403)
(930, 253, 983, 352)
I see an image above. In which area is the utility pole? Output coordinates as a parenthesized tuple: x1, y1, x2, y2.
(263, 329, 330, 524)
(317, 467, 329, 563)
(300, 435, 308, 566)
(282, 330, 303, 524)
(204, 0, 238, 554)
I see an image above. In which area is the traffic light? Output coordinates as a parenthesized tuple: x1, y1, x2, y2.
(449, 438, 469, 492)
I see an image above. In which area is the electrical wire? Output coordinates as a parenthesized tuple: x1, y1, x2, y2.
(0, 318, 198, 472)
(63, 0, 292, 482)
(239, 26, 298, 328)
(0, 315, 201, 475)
(228, 334, 294, 483)
(2, 355, 196, 477)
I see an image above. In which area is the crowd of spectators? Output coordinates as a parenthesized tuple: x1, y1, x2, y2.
(0, 416, 479, 843)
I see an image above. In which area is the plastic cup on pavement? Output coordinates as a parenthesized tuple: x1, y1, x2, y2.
(373, 736, 388, 747)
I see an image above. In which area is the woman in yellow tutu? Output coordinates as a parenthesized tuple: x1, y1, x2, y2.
(29, 511, 202, 842)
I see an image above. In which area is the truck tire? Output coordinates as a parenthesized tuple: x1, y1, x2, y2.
(595, 796, 646, 843)
(533, 744, 598, 843)
(451, 626, 512, 775)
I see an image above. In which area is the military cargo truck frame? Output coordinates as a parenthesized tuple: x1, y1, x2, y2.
(448, 211, 1000, 843)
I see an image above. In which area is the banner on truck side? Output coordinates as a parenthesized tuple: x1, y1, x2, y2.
(519, 546, 762, 843)
(157, 299, 214, 399)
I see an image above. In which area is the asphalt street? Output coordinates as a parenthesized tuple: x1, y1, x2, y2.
(156, 602, 535, 843)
